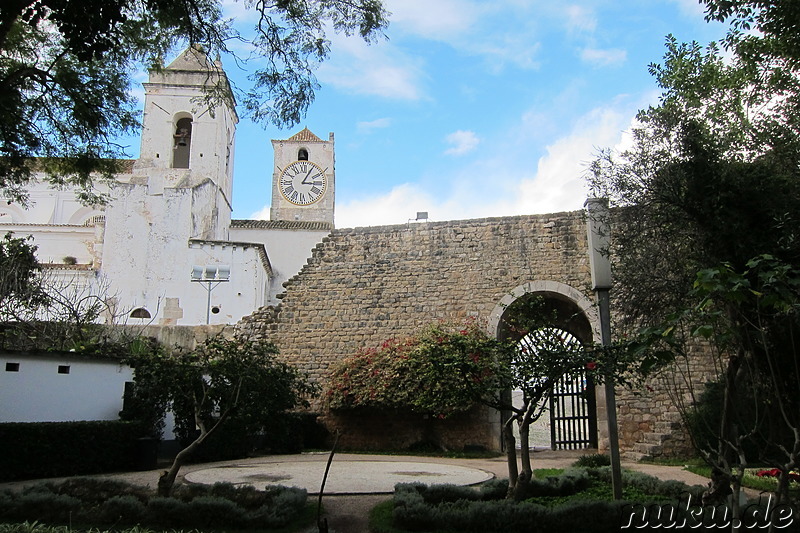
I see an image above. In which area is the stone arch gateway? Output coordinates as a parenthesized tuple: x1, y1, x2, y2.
(489, 280, 604, 450)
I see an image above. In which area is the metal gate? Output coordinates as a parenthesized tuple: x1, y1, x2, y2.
(549, 372, 597, 450)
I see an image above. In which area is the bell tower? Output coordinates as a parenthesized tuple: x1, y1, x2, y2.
(136, 45, 238, 212)
(270, 128, 335, 226)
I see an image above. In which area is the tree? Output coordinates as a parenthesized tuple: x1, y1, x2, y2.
(587, 0, 800, 512)
(326, 311, 630, 499)
(0, 232, 44, 308)
(0, 0, 388, 205)
(123, 335, 315, 496)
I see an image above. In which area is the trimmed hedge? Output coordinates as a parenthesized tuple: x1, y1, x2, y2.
(390, 469, 763, 532)
(0, 420, 147, 481)
(0, 478, 309, 531)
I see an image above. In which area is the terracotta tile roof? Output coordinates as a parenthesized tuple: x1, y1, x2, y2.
(231, 219, 334, 231)
(286, 127, 323, 143)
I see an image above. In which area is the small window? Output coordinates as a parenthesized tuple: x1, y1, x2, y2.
(5, 362, 19, 372)
(130, 307, 151, 319)
(58, 365, 71, 374)
(298, 148, 309, 161)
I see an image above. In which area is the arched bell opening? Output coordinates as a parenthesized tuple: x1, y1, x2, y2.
(172, 115, 193, 168)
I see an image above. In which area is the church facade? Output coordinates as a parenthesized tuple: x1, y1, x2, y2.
(0, 48, 334, 327)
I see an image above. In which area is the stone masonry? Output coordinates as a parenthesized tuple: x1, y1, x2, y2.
(237, 210, 702, 455)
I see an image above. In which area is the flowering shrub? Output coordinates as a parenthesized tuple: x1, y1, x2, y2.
(326, 319, 513, 417)
(755, 469, 800, 483)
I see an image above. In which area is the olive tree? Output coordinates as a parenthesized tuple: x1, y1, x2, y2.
(124, 335, 315, 496)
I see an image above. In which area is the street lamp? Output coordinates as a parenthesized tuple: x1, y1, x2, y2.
(585, 198, 623, 500)
(191, 265, 230, 324)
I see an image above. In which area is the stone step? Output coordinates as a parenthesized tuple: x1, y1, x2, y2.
(654, 420, 683, 432)
(642, 431, 670, 444)
(633, 442, 662, 457)
(623, 450, 647, 462)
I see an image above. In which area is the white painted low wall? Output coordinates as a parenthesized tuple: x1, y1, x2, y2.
(0, 353, 133, 423)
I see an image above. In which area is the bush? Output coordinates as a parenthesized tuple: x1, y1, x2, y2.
(573, 453, 611, 468)
(3, 493, 81, 524)
(184, 496, 247, 529)
(0, 478, 309, 531)
(390, 469, 711, 533)
(144, 496, 191, 528)
(0, 421, 147, 481)
(98, 495, 147, 524)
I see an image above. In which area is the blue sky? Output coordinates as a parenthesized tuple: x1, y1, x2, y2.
(138, 0, 729, 228)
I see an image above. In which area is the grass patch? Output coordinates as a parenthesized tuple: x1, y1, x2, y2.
(685, 465, 800, 495)
(532, 468, 563, 478)
(369, 500, 453, 533)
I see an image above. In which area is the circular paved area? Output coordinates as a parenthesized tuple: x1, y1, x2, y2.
(184, 460, 493, 494)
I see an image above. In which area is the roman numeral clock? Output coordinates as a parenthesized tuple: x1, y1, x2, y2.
(270, 128, 335, 226)
(280, 161, 326, 206)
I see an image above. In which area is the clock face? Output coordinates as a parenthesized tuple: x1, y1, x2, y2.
(279, 160, 327, 206)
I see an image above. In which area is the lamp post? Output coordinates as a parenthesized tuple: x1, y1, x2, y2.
(585, 198, 623, 500)
(191, 265, 230, 324)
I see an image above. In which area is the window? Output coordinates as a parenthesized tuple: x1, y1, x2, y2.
(172, 117, 193, 168)
(5, 362, 19, 372)
(130, 307, 151, 319)
(58, 365, 70, 374)
(298, 148, 309, 161)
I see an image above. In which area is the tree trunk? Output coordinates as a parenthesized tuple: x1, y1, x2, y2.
(503, 418, 518, 497)
(157, 414, 228, 496)
(519, 418, 532, 480)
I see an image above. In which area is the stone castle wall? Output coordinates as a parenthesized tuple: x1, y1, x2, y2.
(237, 210, 705, 456)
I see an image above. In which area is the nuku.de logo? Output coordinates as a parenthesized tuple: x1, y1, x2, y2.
(621, 492, 796, 529)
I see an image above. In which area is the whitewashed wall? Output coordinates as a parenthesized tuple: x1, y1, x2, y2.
(229, 226, 329, 304)
(0, 354, 133, 423)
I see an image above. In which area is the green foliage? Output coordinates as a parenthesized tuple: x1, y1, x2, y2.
(125, 335, 315, 495)
(388, 469, 707, 533)
(589, 2, 800, 505)
(573, 453, 612, 468)
(1, 1, 388, 204)
(0, 233, 44, 306)
(125, 335, 315, 445)
(327, 319, 514, 417)
(98, 495, 147, 524)
(0, 478, 309, 530)
(0, 421, 147, 481)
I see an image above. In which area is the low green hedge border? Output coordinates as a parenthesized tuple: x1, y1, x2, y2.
(0, 478, 311, 531)
(381, 468, 800, 533)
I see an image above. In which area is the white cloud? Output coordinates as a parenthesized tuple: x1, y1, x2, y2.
(317, 36, 426, 100)
(335, 183, 436, 228)
(564, 5, 597, 34)
(580, 47, 627, 67)
(220, 0, 260, 22)
(250, 205, 270, 220)
(335, 100, 640, 229)
(668, 0, 707, 18)
(444, 130, 480, 156)
(385, 0, 482, 40)
(357, 118, 393, 133)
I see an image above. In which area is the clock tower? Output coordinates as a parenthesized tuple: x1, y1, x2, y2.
(270, 128, 335, 225)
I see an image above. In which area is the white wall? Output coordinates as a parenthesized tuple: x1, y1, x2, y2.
(228, 226, 329, 303)
(0, 354, 133, 422)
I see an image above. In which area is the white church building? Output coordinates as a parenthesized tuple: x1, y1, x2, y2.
(0, 47, 336, 327)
